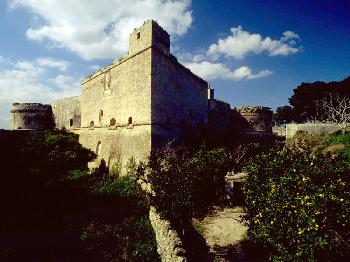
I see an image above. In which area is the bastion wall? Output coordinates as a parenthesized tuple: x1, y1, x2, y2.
(10, 103, 53, 130)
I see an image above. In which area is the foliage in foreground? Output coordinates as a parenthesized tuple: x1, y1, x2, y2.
(244, 143, 350, 261)
(0, 130, 158, 261)
(140, 146, 231, 223)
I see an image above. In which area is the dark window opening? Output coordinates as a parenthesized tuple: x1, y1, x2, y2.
(90, 121, 94, 127)
(18, 127, 22, 129)
(110, 118, 116, 126)
(128, 117, 132, 125)
(137, 32, 140, 39)
(188, 110, 193, 118)
(99, 110, 103, 123)
(70, 118, 73, 127)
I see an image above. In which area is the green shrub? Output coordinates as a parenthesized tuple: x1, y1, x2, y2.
(141, 146, 230, 223)
(244, 146, 350, 261)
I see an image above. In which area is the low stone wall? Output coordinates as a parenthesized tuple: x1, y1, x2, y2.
(286, 123, 348, 138)
(149, 206, 187, 262)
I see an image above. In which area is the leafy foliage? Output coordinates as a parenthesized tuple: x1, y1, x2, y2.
(140, 146, 231, 223)
(243, 142, 350, 261)
(0, 130, 158, 261)
(289, 77, 350, 123)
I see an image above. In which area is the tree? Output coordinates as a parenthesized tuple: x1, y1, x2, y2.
(289, 77, 350, 122)
(314, 93, 350, 123)
(274, 105, 295, 125)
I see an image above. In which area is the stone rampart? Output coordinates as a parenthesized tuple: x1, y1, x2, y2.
(51, 96, 81, 129)
(10, 103, 53, 130)
(149, 206, 187, 262)
(286, 123, 349, 138)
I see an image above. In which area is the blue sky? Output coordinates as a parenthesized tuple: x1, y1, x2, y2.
(0, 0, 349, 129)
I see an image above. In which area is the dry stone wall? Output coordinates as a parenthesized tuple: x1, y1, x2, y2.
(149, 207, 187, 262)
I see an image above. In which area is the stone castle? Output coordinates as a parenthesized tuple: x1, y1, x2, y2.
(10, 20, 272, 170)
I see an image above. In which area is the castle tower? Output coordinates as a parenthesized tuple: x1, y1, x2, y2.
(128, 20, 170, 57)
(11, 103, 53, 130)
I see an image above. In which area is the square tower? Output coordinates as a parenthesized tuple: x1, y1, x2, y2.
(128, 20, 170, 57)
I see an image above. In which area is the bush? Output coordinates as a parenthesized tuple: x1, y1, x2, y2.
(243, 145, 350, 261)
(140, 146, 230, 223)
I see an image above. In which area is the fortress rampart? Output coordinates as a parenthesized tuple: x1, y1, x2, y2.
(11, 103, 53, 130)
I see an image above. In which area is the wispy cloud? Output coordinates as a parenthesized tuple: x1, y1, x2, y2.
(9, 0, 193, 60)
(0, 57, 81, 129)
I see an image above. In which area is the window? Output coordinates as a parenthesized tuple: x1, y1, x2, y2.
(128, 117, 132, 125)
(99, 110, 103, 123)
(95, 141, 101, 156)
(90, 121, 94, 127)
(137, 32, 140, 39)
(110, 118, 116, 126)
(70, 118, 73, 127)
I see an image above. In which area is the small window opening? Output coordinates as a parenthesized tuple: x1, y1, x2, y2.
(18, 127, 22, 129)
(99, 110, 103, 123)
(137, 32, 140, 39)
(95, 141, 101, 156)
(70, 118, 73, 127)
(90, 121, 94, 127)
(110, 118, 116, 126)
(128, 117, 133, 125)
(188, 110, 193, 118)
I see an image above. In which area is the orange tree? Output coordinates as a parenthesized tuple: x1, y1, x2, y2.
(243, 145, 350, 261)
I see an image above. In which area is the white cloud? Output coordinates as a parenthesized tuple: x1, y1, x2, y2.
(8, 0, 193, 60)
(184, 61, 273, 81)
(0, 57, 81, 129)
(207, 26, 300, 59)
(281, 31, 300, 42)
(36, 57, 69, 71)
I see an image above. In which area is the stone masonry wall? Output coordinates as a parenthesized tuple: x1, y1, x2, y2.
(151, 48, 208, 147)
(51, 96, 81, 129)
(11, 103, 53, 130)
(75, 125, 151, 173)
(149, 207, 187, 262)
(286, 123, 348, 138)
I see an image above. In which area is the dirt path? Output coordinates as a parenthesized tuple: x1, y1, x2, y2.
(194, 206, 249, 261)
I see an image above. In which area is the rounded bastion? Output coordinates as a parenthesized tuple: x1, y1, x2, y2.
(234, 106, 273, 133)
(11, 103, 53, 130)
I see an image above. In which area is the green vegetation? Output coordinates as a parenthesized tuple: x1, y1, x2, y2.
(0, 130, 158, 261)
(275, 76, 350, 123)
(243, 134, 350, 261)
(141, 146, 231, 223)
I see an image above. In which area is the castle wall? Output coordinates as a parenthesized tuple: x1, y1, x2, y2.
(51, 96, 81, 129)
(208, 99, 232, 139)
(11, 103, 53, 130)
(151, 49, 208, 147)
(81, 49, 152, 129)
(76, 125, 151, 172)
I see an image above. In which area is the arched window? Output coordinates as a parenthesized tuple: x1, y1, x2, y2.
(70, 118, 73, 127)
(128, 117, 132, 125)
(90, 121, 94, 127)
(95, 141, 101, 156)
(110, 118, 116, 126)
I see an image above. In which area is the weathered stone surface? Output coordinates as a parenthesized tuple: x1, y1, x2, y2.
(10, 103, 53, 130)
(286, 123, 348, 138)
(149, 206, 187, 262)
(51, 96, 81, 129)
